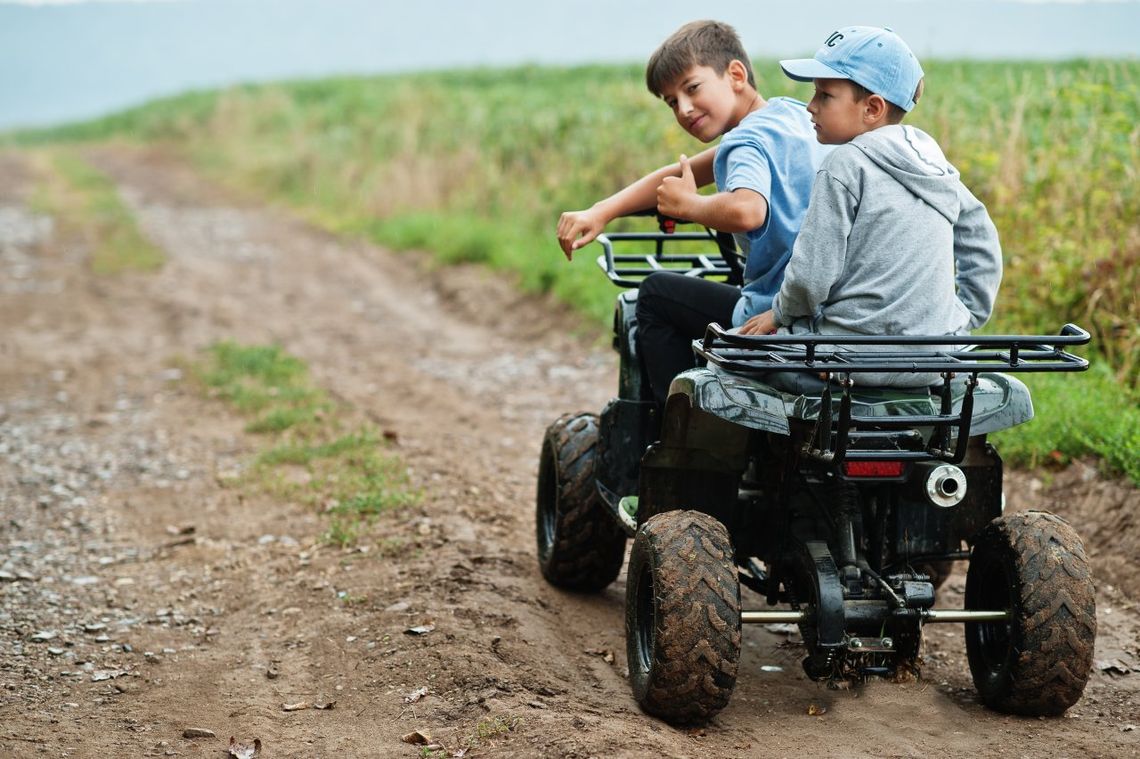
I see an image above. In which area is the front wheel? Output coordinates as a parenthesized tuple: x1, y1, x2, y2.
(964, 511, 1096, 716)
(535, 413, 626, 591)
(625, 510, 741, 724)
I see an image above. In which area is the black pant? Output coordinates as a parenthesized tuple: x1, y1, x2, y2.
(635, 271, 741, 406)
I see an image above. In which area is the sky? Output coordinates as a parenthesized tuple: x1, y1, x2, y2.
(1, 0, 1138, 129)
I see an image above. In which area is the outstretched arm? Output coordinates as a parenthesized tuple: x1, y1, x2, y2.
(556, 148, 716, 260)
(656, 154, 768, 234)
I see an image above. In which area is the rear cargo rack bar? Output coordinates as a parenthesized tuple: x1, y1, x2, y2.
(696, 323, 1090, 466)
(697, 323, 1090, 375)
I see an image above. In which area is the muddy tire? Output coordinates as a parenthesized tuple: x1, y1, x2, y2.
(965, 511, 1096, 716)
(535, 413, 626, 591)
(625, 510, 741, 724)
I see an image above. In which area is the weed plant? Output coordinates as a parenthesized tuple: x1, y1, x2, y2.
(23, 60, 1140, 480)
(196, 341, 418, 545)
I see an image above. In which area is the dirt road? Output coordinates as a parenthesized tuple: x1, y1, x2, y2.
(1, 147, 1138, 758)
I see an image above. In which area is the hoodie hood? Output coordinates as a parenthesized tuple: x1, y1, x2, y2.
(850, 125, 961, 225)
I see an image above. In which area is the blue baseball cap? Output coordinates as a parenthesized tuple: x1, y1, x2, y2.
(780, 26, 924, 112)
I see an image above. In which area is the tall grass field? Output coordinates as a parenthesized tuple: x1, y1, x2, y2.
(16, 59, 1140, 481)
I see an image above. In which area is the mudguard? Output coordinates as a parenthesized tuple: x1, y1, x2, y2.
(667, 367, 1033, 437)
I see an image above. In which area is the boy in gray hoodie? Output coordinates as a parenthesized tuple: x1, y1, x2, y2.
(743, 26, 1003, 387)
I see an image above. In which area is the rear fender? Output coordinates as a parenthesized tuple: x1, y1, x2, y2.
(667, 367, 1034, 436)
(638, 388, 748, 529)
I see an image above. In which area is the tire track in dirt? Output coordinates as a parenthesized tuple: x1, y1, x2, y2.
(2, 145, 1137, 757)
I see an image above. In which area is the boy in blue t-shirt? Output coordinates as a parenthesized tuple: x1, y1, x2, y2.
(556, 20, 830, 406)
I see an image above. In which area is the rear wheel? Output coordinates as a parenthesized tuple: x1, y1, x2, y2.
(965, 511, 1096, 716)
(625, 510, 740, 724)
(535, 413, 626, 591)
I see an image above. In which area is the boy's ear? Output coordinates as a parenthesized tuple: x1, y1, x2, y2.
(727, 59, 748, 89)
(863, 93, 889, 123)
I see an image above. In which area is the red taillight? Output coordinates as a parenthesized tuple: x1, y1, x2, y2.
(843, 460, 905, 478)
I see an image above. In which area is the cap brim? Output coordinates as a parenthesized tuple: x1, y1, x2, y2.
(779, 57, 847, 82)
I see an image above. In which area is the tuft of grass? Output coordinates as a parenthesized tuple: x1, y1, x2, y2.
(195, 341, 418, 544)
(472, 715, 520, 741)
(29, 149, 163, 274)
(200, 342, 328, 431)
(425, 714, 520, 757)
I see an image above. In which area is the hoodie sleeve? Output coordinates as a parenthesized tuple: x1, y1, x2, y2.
(772, 169, 856, 326)
(953, 183, 1003, 330)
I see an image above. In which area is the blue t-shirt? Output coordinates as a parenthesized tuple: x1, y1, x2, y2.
(712, 97, 831, 326)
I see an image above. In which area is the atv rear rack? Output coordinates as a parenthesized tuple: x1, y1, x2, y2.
(695, 323, 1090, 465)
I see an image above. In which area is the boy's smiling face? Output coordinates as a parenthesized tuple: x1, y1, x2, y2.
(807, 78, 881, 144)
(659, 62, 750, 143)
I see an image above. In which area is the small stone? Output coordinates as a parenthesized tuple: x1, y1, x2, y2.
(182, 727, 216, 739)
(228, 737, 262, 759)
(30, 631, 58, 642)
(384, 601, 410, 613)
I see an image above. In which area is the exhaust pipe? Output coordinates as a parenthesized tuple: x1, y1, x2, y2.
(922, 463, 967, 508)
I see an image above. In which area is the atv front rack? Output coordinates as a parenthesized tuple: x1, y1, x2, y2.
(596, 231, 734, 287)
(595, 211, 742, 287)
(695, 323, 1091, 465)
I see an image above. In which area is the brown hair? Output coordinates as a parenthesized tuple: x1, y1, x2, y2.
(849, 79, 925, 124)
(645, 20, 756, 97)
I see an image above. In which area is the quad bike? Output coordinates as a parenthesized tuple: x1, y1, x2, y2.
(535, 216, 1096, 724)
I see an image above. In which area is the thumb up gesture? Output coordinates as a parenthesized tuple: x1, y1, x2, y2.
(657, 154, 698, 220)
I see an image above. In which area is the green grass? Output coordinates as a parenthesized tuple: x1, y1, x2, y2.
(16, 59, 1139, 482)
(992, 361, 1140, 482)
(196, 342, 418, 545)
(28, 149, 163, 274)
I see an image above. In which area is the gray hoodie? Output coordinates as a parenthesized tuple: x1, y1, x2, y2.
(771, 124, 1003, 386)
